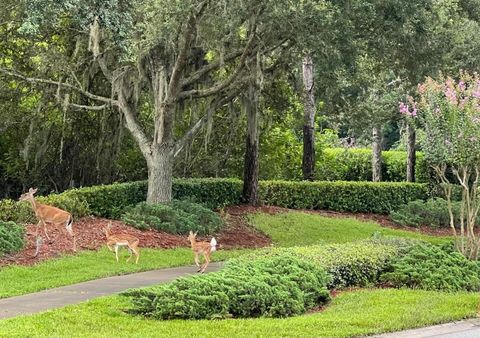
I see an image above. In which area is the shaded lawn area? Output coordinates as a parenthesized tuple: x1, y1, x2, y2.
(250, 211, 452, 246)
(0, 288, 476, 338)
(0, 247, 250, 299)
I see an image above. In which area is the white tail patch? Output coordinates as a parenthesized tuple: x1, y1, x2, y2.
(210, 237, 217, 252)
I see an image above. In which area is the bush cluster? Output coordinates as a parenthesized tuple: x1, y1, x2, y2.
(121, 200, 223, 235)
(0, 178, 430, 223)
(123, 254, 330, 319)
(232, 239, 416, 289)
(315, 148, 429, 183)
(390, 198, 476, 228)
(381, 243, 480, 292)
(0, 221, 25, 256)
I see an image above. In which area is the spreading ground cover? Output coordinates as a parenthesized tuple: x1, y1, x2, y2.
(0, 247, 250, 299)
(0, 289, 476, 338)
(249, 211, 451, 246)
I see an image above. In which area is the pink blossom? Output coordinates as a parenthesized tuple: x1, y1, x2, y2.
(459, 81, 466, 91)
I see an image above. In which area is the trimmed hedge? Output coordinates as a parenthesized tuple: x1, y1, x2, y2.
(260, 181, 429, 213)
(0, 221, 25, 256)
(0, 179, 429, 223)
(123, 253, 330, 319)
(315, 148, 429, 183)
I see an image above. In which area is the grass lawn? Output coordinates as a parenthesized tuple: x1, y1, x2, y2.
(0, 247, 250, 299)
(250, 211, 452, 246)
(0, 288, 476, 338)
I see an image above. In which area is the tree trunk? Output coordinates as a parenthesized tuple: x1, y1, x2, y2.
(406, 122, 416, 182)
(242, 85, 260, 205)
(372, 126, 382, 182)
(302, 54, 315, 181)
(147, 144, 173, 203)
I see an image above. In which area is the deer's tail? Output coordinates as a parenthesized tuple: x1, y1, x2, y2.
(65, 216, 74, 236)
(210, 237, 217, 252)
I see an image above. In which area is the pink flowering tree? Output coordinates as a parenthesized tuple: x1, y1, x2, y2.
(410, 72, 480, 259)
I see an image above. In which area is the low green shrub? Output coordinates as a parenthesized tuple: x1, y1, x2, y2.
(315, 148, 429, 183)
(122, 254, 330, 319)
(260, 181, 429, 214)
(121, 200, 223, 235)
(0, 221, 24, 256)
(390, 198, 475, 228)
(381, 243, 480, 292)
(231, 239, 417, 289)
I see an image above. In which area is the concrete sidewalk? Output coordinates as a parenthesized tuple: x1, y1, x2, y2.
(0, 262, 222, 319)
(373, 318, 480, 338)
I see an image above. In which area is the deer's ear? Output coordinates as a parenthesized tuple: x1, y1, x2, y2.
(194, 232, 198, 237)
(189, 231, 193, 236)
(31, 188, 38, 194)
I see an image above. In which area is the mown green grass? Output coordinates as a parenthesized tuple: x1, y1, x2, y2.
(0, 288, 476, 338)
(0, 247, 250, 299)
(250, 211, 452, 246)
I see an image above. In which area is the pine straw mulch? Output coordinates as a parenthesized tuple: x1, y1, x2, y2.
(1, 204, 454, 268)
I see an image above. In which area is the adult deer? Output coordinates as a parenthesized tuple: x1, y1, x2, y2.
(19, 188, 76, 256)
(188, 231, 217, 273)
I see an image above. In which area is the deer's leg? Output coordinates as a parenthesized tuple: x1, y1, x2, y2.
(201, 252, 210, 273)
(130, 245, 139, 264)
(33, 236, 43, 257)
(41, 220, 50, 240)
(194, 252, 201, 272)
(114, 245, 119, 262)
(126, 246, 133, 263)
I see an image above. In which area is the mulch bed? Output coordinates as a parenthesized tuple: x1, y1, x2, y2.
(0, 210, 272, 267)
(0, 204, 456, 268)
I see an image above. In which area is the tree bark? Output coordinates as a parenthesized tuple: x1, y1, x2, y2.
(147, 143, 174, 203)
(302, 54, 315, 181)
(242, 84, 260, 205)
(406, 122, 416, 182)
(372, 126, 382, 182)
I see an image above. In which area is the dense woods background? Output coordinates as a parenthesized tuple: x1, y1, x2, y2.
(0, 0, 479, 199)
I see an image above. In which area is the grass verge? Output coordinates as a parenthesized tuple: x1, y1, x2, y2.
(250, 211, 451, 246)
(0, 247, 250, 299)
(0, 288, 476, 337)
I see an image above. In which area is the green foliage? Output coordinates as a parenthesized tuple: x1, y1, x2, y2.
(381, 243, 480, 292)
(0, 179, 430, 223)
(232, 239, 416, 289)
(260, 180, 428, 213)
(315, 148, 428, 182)
(390, 198, 476, 228)
(0, 220, 24, 256)
(123, 254, 330, 320)
(121, 200, 223, 235)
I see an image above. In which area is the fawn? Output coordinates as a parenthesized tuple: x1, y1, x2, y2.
(104, 222, 140, 264)
(188, 231, 217, 273)
(19, 187, 76, 257)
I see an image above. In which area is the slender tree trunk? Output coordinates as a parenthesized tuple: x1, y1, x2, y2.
(372, 126, 382, 182)
(242, 84, 260, 205)
(302, 54, 315, 181)
(406, 122, 416, 182)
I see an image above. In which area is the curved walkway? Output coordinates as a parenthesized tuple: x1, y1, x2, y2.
(374, 319, 480, 338)
(0, 262, 222, 319)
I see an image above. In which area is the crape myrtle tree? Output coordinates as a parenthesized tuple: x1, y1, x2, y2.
(1, 0, 315, 203)
(412, 72, 480, 259)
